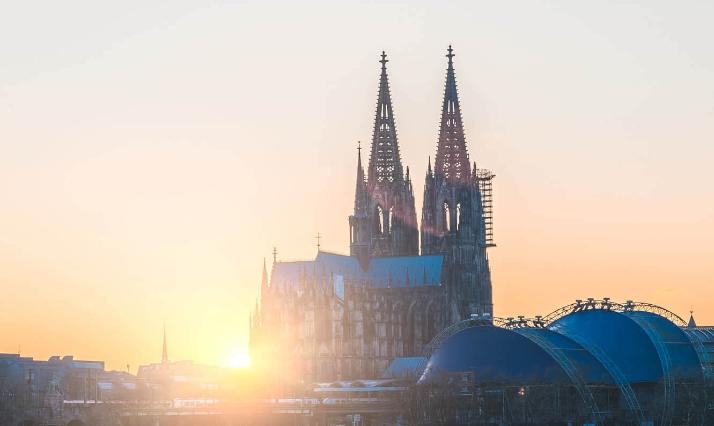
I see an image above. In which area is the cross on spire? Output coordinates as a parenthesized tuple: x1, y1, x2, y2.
(272, 246, 278, 264)
(446, 44, 455, 64)
(380, 51, 388, 69)
(315, 232, 322, 251)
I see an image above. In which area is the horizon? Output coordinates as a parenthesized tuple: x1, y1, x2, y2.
(2, 0, 713, 372)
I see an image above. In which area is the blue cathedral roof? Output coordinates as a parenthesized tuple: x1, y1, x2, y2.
(270, 251, 443, 290)
(368, 255, 443, 288)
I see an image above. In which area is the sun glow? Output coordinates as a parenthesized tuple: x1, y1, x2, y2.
(226, 351, 251, 369)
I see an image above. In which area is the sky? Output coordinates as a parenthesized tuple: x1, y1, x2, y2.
(1, 0, 713, 371)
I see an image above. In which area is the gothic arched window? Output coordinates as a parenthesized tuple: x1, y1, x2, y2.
(456, 203, 462, 231)
(443, 201, 451, 232)
(375, 206, 384, 234)
(388, 207, 394, 234)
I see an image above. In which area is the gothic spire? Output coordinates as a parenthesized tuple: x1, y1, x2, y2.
(354, 141, 368, 215)
(261, 258, 268, 296)
(162, 325, 168, 364)
(434, 45, 470, 182)
(368, 51, 404, 188)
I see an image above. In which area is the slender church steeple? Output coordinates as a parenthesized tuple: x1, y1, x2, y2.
(350, 142, 370, 262)
(349, 52, 418, 260)
(260, 258, 269, 297)
(162, 325, 168, 364)
(421, 46, 493, 321)
(354, 141, 368, 215)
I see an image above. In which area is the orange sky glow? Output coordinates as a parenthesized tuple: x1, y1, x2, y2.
(1, 1, 713, 372)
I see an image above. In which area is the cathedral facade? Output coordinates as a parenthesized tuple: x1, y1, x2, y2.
(249, 47, 495, 383)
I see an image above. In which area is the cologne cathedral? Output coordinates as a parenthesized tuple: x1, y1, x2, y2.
(249, 47, 496, 383)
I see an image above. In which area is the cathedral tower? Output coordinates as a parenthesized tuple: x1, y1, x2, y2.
(421, 46, 493, 321)
(350, 52, 418, 261)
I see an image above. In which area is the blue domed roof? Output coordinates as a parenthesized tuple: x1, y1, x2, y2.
(549, 309, 663, 383)
(419, 301, 708, 424)
(513, 327, 614, 385)
(420, 325, 572, 384)
(624, 311, 703, 381)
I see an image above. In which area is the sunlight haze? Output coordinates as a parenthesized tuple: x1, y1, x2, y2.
(1, 0, 713, 371)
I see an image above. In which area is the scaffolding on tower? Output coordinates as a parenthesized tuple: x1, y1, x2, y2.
(476, 169, 495, 247)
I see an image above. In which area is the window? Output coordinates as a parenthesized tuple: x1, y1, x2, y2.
(375, 206, 384, 234)
(443, 201, 451, 232)
(388, 207, 394, 233)
(456, 203, 462, 231)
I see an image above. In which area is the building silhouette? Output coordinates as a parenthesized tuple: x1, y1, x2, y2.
(249, 47, 495, 382)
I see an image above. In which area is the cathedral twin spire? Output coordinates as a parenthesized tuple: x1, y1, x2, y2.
(352, 45, 490, 274)
(367, 52, 405, 189)
(419, 46, 494, 317)
(359, 46, 472, 190)
(434, 45, 471, 183)
(350, 51, 418, 260)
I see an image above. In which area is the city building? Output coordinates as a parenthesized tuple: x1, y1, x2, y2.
(0, 353, 128, 425)
(249, 46, 496, 382)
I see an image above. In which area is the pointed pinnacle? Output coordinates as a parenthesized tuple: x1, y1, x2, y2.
(162, 324, 168, 364)
(261, 257, 268, 290)
(434, 45, 470, 182)
(368, 49, 403, 187)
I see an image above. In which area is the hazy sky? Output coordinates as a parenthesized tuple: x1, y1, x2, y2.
(1, 0, 713, 371)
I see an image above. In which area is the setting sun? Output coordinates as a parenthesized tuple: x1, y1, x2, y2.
(225, 351, 251, 369)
